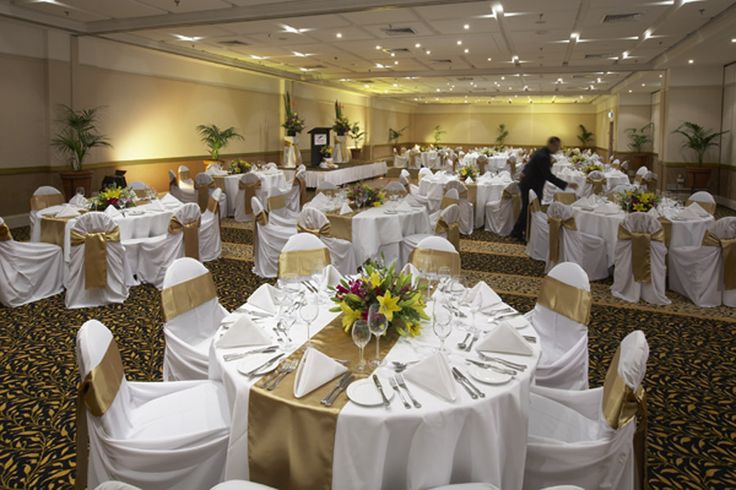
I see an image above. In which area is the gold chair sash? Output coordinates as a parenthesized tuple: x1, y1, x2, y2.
(41, 215, 73, 247)
(508, 159, 517, 176)
(213, 175, 226, 191)
(169, 217, 200, 260)
(296, 222, 331, 237)
(194, 181, 214, 212)
(685, 199, 716, 215)
(410, 248, 461, 276)
(133, 188, 147, 199)
(601, 346, 648, 489)
(239, 180, 262, 215)
(586, 176, 606, 195)
(30, 193, 65, 211)
(293, 176, 307, 209)
(537, 275, 591, 324)
(278, 248, 331, 279)
(641, 177, 657, 191)
(547, 216, 576, 264)
(436, 219, 460, 251)
(325, 212, 355, 241)
(70, 227, 121, 290)
(255, 209, 269, 226)
(503, 189, 522, 222)
(161, 272, 217, 320)
(526, 196, 542, 240)
(465, 184, 478, 204)
(76, 340, 125, 490)
(617, 225, 665, 284)
(702, 230, 736, 290)
(476, 156, 488, 174)
(440, 196, 459, 209)
(658, 217, 672, 249)
(207, 195, 220, 216)
(267, 193, 287, 212)
(554, 192, 577, 205)
(0, 223, 13, 241)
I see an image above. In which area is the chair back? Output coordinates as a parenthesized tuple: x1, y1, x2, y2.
(178, 165, 193, 186)
(702, 217, 736, 290)
(686, 191, 716, 215)
(251, 196, 268, 225)
(293, 165, 307, 207)
(208, 188, 222, 216)
(418, 168, 433, 181)
(297, 207, 331, 237)
(0, 217, 13, 241)
(279, 233, 331, 280)
(440, 188, 460, 209)
(239, 173, 261, 215)
(586, 170, 606, 195)
(265, 162, 278, 170)
(30, 186, 65, 211)
(410, 235, 461, 275)
(399, 169, 411, 187)
(618, 213, 664, 284)
(71, 212, 122, 290)
(435, 203, 460, 250)
(546, 202, 576, 265)
(169, 203, 202, 260)
(194, 173, 215, 212)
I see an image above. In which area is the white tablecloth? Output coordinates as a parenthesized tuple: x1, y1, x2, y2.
(215, 170, 289, 216)
(209, 295, 541, 489)
(462, 152, 508, 172)
(284, 162, 388, 188)
(543, 169, 630, 203)
(351, 205, 432, 264)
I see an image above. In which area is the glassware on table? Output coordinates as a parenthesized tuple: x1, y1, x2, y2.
(75, 186, 86, 197)
(278, 303, 297, 350)
(351, 320, 371, 373)
(367, 303, 388, 367)
(432, 295, 453, 353)
(299, 291, 320, 346)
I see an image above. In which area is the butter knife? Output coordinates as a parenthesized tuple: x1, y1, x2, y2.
(245, 353, 284, 378)
(372, 374, 391, 408)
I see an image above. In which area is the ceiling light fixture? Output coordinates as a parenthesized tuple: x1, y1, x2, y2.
(390, 52, 396, 57)
(376, 45, 382, 50)
(464, 48, 469, 54)
(336, 32, 342, 38)
(292, 51, 309, 57)
(281, 24, 308, 34)
(426, 50, 432, 55)
(644, 29, 652, 39)
(622, 51, 629, 59)
(570, 32, 580, 42)
(415, 43, 422, 48)
(487, 57, 492, 61)
(688, 59, 694, 64)
(641, 83, 646, 87)
(173, 34, 204, 42)
(464, 24, 470, 30)
(250, 55, 267, 60)
(394, 60, 399, 65)
(492, 3, 504, 16)
(457, 40, 463, 45)
(628, 89, 633, 93)
(376, 63, 385, 68)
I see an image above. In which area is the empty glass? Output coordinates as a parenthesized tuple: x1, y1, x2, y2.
(367, 303, 388, 367)
(299, 292, 319, 346)
(351, 320, 371, 373)
(433, 295, 453, 353)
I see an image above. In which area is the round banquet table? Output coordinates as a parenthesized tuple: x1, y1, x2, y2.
(543, 169, 630, 203)
(209, 292, 541, 490)
(214, 170, 289, 216)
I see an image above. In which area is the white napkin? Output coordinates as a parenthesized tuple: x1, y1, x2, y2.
(676, 203, 707, 220)
(247, 283, 279, 314)
(595, 203, 621, 215)
(475, 322, 534, 356)
(55, 204, 81, 218)
(573, 196, 595, 208)
(293, 347, 348, 398)
(466, 281, 502, 311)
(160, 193, 181, 206)
(647, 207, 661, 218)
(309, 193, 329, 209)
(465, 176, 473, 184)
(69, 194, 88, 207)
(217, 316, 270, 348)
(686, 202, 711, 218)
(403, 352, 457, 402)
(104, 205, 122, 218)
(147, 200, 166, 212)
(319, 264, 343, 290)
(339, 202, 353, 215)
(404, 194, 423, 208)
(396, 200, 413, 212)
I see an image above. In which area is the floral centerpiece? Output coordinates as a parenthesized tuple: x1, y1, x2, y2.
(281, 92, 305, 136)
(229, 158, 251, 174)
(571, 153, 587, 165)
(332, 101, 351, 135)
(89, 185, 137, 210)
(321, 145, 333, 159)
(618, 189, 661, 213)
(457, 163, 479, 181)
(330, 259, 428, 336)
(347, 184, 385, 208)
(480, 147, 496, 157)
(581, 163, 603, 174)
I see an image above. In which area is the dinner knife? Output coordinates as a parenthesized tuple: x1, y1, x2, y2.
(466, 359, 517, 376)
(323, 374, 354, 407)
(452, 367, 485, 398)
(477, 352, 527, 371)
(321, 372, 352, 406)
(245, 353, 284, 378)
(372, 374, 391, 408)
(451, 369, 477, 399)
(223, 345, 278, 362)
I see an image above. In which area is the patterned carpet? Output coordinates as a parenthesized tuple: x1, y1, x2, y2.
(1, 209, 736, 489)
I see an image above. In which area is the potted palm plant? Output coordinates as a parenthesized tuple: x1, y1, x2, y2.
(196, 124, 243, 167)
(577, 124, 594, 149)
(672, 122, 728, 189)
(624, 122, 655, 173)
(349, 122, 365, 160)
(495, 123, 509, 149)
(433, 125, 446, 146)
(389, 126, 407, 152)
(51, 105, 112, 199)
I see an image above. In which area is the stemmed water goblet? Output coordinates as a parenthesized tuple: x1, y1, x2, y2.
(367, 303, 388, 367)
(351, 320, 371, 373)
(432, 294, 452, 353)
(299, 291, 319, 346)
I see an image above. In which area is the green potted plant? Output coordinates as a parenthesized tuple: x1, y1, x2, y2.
(672, 122, 728, 189)
(577, 124, 594, 149)
(625, 123, 653, 153)
(332, 100, 351, 136)
(495, 123, 509, 149)
(281, 92, 305, 137)
(196, 124, 243, 167)
(51, 105, 112, 199)
(349, 122, 366, 160)
(432, 125, 446, 145)
(388, 126, 407, 152)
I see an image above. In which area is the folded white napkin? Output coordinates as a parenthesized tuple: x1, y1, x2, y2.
(339, 202, 353, 215)
(403, 352, 457, 402)
(466, 281, 502, 311)
(676, 203, 709, 220)
(247, 283, 279, 314)
(104, 205, 122, 218)
(465, 176, 473, 184)
(55, 204, 81, 218)
(309, 193, 329, 209)
(319, 264, 343, 290)
(160, 193, 181, 206)
(396, 200, 413, 212)
(68, 194, 88, 207)
(404, 194, 423, 208)
(293, 347, 348, 398)
(217, 316, 270, 348)
(475, 322, 534, 356)
(686, 202, 712, 218)
(147, 200, 166, 212)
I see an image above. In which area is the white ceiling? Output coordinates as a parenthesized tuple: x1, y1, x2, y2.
(6, 0, 736, 103)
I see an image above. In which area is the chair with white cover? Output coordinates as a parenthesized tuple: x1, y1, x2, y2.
(178, 165, 195, 191)
(545, 202, 609, 280)
(194, 173, 227, 218)
(252, 197, 296, 278)
(685, 190, 716, 215)
(583, 170, 607, 197)
(400, 204, 460, 267)
(169, 170, 196, 204)
(611, 213, 670, 305)
(138, 203, 202, 288)
(669, 217, 736, 307)
(0, 217, 64, 307)
(633, 165, 649, 186)
(285, 164, 307, 212)
(265, 190, 301, 225)
(278, 233, 331, 281)
(639, 172, 658, 192)
(445, 180, 474, 235)
(65, 212, 130, 308)
(383, 181, 408, 197)
(315, 181, 338, 195)
(524, 330, 649, 490)
(417, 167, 433, 182)
(234, 173, 262, 222)
(399, 169, 411, 188)
(75, 319, 230, 490)
(199, 188, 223, 262)
(296, 207, 357, 275)
(527, 262, 591, 390)
(409, 235, 461, 276)
(210, 481, 277, 490)
(29, 186, 65, 242)
(526, 190, 549, 262)
(429, 188, 460, 229)
(162, 258, 227, 380)
(485, 182, 521, 236)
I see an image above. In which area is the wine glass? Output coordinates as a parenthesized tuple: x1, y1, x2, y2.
(432, 295, 453, 353)
(351, 320, 371, 373)
(299, 292, 319, 346)
(367, 303, 388, 367)
(75, 186, 85, 198)
(278, 304, 297, 350)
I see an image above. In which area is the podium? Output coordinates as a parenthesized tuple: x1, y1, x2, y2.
(308, 127, 331, 166)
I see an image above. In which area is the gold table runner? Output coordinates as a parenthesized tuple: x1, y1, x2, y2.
(248, 315, 398, 490)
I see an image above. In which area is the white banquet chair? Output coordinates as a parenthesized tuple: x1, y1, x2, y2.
(527, 262, 590, 390)
(138, 203, 202, 288)
(582, 170, 607, 197)
(178, 165, 195, 191)
(169, 170, 196, 204)
(278, 233, 332, 281)
(65, 212, 130, 309)
(418, 167, 433, 182)
(162, 258, 227, 380)
(0, 217, 64, 307)
(526, 190, 549, 261)
(685, 190, 716, 215)
(252, 196, 296, 278)
(429, 188, 460, 230)
(485, 182, 521, 236)
(195, 173, 227, 218)
(29, 185, 65, 242)
(445, 180, 474, 235)
(612, 212, 670, 305)
(210, 481, 277, 490)
(400, 203, 460, 267)
(545, 202, 609, 280)
(669, 217, 736, 307)
(285, 164, 307, 212)
(296, 207, 357, 275)
(524, 330, 649, 490)
(409, 235, 461, 276)
(199, 188, 223, 262)
(399, 168, 411, 189)
(633, 165, 649, 186)
(234, 173, 262, 223)
(75, 319, 230, 490)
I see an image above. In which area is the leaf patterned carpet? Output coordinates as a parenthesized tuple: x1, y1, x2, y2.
(1, 213, 736, 489)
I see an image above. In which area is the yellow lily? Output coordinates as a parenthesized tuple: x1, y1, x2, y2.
(369, 271, 382, 288)
(377, 290, 401, 322)
(340, 302, 362, 331)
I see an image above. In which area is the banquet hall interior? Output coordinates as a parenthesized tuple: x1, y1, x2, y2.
(2, 0, 736, 489)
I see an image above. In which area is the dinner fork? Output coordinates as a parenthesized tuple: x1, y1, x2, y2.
(389, 377, 411, 409)
(265, 360, 298, 391)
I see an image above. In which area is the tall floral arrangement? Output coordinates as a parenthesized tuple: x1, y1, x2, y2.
(618, 189, 660, 213)
(89, 185, 137, 210)
(282, 92, 305, 136)
(333, 100, 351, 135)
(347, 184, 385, 208)
(330, 260, 428, 337)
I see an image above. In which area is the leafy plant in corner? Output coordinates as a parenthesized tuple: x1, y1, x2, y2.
(282, 92, 305, 136)
(51, 105, 112, 171)
(333, 100, 351, 135)
(196, 124, 243, 161)
(577, 124, 594, 147)
(349, 122, 366, 148)
(672, 122, 728, 165)
(388, 126, 407, 144)
(625, 123, 654, 153)
(495, 123, 509, 148)
(433, 125, 446, 145)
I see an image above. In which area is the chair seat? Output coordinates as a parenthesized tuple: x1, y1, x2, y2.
(529, 391, 611, 444)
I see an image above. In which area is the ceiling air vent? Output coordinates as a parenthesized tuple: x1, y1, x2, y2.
(219, 40, 249, 46)
(387, 48, 410, 54)
(381, 27, 417, 36)
(602, 13, 641, 24)
(584, 53, 608, 59)
(431, 59, 453, 64)
(456, 76, 474, 81)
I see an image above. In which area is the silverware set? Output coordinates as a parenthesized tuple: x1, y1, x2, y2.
(321, 372, 354, 407)
(223, 345, 279, 362)
(263, 359, 298, 391)
(456, 332, 479, 352)
(477, 352, 527, 371)
(395, 374, 421, 408)
(466, 359, 518, 377)
(451, 367, 485, 399)
(244, 353, 284, 379)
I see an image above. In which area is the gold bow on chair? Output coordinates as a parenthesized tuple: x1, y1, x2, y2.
(685, 199, 716, 215)
(410, 248, 461, 275)
(526, 196, 542, 240)
(702, 230, 736, 290)
(435, 219, 460, 251)
(508, 158, 517, 177)
(267, 194, 287, 212)
(70, 227, 121, 289)
(239, 180, 262, 215)
(537, 275, 591, 324)
(440, 196, 459, 209)
(297, 222, 331, 236)
(503, 189, 522, 222)
(30, 193, 65, 211)
(161, 272, 218, 320)
(617, 225, 665, 284)
(547, 216, 576, 264)
(586, 176, 606, 195)
(278, 248, 331, 279)
(194, 181, 214, 212)
(169, 217, 200, 260)
(554, 192, 577, 205)
(293, 175, 307, 209)
(0, 223, 13, 241)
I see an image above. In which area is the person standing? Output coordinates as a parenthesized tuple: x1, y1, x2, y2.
(510, 136, 577, 241)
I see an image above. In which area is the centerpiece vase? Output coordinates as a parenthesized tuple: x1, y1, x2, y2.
(333, 135, 350, 164)
(282, 134, 301, 168)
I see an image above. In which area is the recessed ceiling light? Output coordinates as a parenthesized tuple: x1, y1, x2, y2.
(688, 59, 694, 64)
(394, 60, 399, 65)
(393, 83, 399, 87)
(464, 24, 470, 30)
(426, 50, 431, 55)
(415, 43, 422, 48)
(641, 83, 646, 87)
(250, 55, 268, 60)
(336, 32, 342, 38)
(644, 29, 652, 39)
(281, 24, 309, 34)
(390, 52, 396, 57)
(659, 74, 663, 78)
(364, 84, 369, 88)
(487, 57, 492, 61)
(501, 76, 505, 80)
(436, 88, 441, 92)
(570, 32, 580, 41)
(292, 51, 309, 57)
(375, 45, 382, 50)
(622, 51, 630, 59)
(299, 67, 311, 72)
(732, 38, 736, 43)
(376, 63, 385, 68)
(597, 77, 602, 83)
(457, 40, 463, 45)
(464, 48, 469, 54)
(173, 34, 204, 42)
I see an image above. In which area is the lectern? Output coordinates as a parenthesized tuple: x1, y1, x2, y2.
(308, 127, 331, 166)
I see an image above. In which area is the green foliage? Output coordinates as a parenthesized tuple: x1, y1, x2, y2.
(333, 100, 351, 135)
(388, 126, 407, 143)
(195, 124, 243, 160)
(672, 122, 729, 164)
(577, 124, 594, 147)
(433, 125, 446, 145)
(281, 92, 305, 135)
(495, 123, 509, 147)
(51, 105, 112, 171)
(625, 123, 654, 152)
(349, 122, 366, 148)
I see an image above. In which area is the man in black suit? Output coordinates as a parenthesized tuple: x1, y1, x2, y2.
(510, 136, 577, 241)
